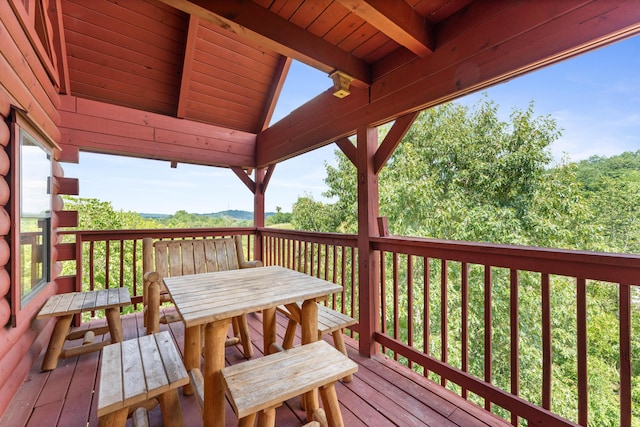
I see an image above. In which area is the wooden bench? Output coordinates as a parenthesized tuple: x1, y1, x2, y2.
(278, 302, 357, 382)
(213, 340, 358, 427)
(36, 288, 131, 371)
(96, 331, 189, 427)
(142, 235, 262, 358)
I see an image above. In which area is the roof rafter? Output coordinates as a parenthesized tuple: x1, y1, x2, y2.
(157, 0, 371, 85)
(335, 0, 434, 57)
(257, 56, 291, 132)
(176, 15, 199, 118)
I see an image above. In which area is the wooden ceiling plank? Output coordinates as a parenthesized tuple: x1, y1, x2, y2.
(177, 16, 199, 118)
(157, 0, 371, 85)
(257, 56, 292, 132)
(335, 0, 434, 56)
(257, 1, 640, 167)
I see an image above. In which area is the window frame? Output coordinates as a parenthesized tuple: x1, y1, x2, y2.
(8, 110, 57, 327)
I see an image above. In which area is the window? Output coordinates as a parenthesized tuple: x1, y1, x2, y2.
(9, 110, 56, 326)
(19, 129, 51, 303)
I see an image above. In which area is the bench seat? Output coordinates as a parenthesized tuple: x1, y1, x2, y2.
(219, 340, 357, 427)
(278, 302, 357, 382)
(97, 331, 189, 427)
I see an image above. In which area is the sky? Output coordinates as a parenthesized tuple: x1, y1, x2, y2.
(63, 34, 640, 215)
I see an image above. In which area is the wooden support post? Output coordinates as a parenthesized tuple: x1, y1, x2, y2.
(356, 125, 381, 357)
(203, 319, 231, 427)
(253, 167, 265, 262)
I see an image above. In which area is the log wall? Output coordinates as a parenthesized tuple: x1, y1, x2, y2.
(0, 1, 63, 417)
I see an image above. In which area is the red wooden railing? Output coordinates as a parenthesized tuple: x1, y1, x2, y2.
(57, 227, 640, 426)
(57, 227, 259, 312)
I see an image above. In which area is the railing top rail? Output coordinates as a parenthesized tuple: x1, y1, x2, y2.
(258, 227, 358, 246)
(372, 235, 640, 284)
(58, 227, 259, 241)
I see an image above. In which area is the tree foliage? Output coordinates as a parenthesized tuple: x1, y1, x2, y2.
(292, 97, 640, 425)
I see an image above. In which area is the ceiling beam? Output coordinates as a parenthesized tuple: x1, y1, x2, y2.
(59, 95, 257, 168)
(335, 0, 434, 57)
(257, 1, 640, 167)
(157, 0, 371, 85)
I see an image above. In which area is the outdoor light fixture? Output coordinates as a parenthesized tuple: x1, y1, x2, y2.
(329, 70, 354, 98)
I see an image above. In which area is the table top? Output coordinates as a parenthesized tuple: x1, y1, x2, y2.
(163, 265, 343, 328)
(37, 288, 131, 318)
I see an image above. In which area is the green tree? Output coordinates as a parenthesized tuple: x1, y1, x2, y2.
(295, 97, 637, 425)
(265, 206, 292, 226)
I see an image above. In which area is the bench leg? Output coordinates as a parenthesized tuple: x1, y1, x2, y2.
(282, 319, 297, 350)
(204, 319, 231, 427)
(98, 408, 128, 427)
(257, 405, 278, 427)
(238, 413, 256, 427)
(301, 300, 319, 421)
(331, 331, 352, 383)
(262, 307, 277, 355)
(319, 383, 344, 427)
(41, 314, 73, 371)
(183, 325, 201, 396)
(236, 315, 254, 358)
(105, 307, 124, 343)
(158, 389, 185, 427)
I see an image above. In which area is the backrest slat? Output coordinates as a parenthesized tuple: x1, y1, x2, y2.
(180, 241, 196, 275)
(154, 242, 168, 279)
(203, 239, 219, 272)
(193, 241, 207, 274)
(225, 239, 239, 270)
(167, 242, 183, 277)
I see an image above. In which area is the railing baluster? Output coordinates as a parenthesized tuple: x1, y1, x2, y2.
(441, 259, 448, 387)
(461, 261, 468, 399)
(380, 250, 387, 354)
(407, 254, 414, 369)
(619, 283, 631, 426)
(119, 240, 124, 290)
(393, 252, 399, 361)
(484, 265, 492, 411)
(132, 239, 138, 309)
(424, 256, 430, 378)
(577, 277, 588, 426)
(542, 273, 551, 410)
(510, 269, 519, 426)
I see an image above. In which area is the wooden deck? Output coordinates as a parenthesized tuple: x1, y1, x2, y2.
(1, 308, 510, 427)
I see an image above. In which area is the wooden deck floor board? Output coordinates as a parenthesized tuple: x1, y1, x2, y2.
(2, 310, 511, 427)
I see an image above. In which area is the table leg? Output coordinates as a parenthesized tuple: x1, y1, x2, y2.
(203, 319, 231, 427)
(262, 307, 276, 355)
(182, 325, 201, 396)
(301, 299, 319, 421)
(105, 307, 124, 343)
(41, 314, 73, 371)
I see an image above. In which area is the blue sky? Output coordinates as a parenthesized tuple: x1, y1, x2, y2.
(64, 35, 640, 215)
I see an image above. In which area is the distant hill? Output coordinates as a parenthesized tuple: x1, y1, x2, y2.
(139, 210, 275, 220)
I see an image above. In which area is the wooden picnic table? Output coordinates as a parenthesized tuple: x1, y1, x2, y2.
(163, 265, 342, 427)
(36, 288, 131, 371)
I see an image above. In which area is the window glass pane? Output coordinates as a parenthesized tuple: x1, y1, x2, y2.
(20, 129, 51, 302)
(21, 132, 51, 216)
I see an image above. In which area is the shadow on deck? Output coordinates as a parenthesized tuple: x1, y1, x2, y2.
(1, 309, 510, 427)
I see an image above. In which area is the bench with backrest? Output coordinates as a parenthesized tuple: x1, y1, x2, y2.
(142, 235, 262, 359)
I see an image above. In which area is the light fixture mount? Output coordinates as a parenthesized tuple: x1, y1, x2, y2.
(329, 70, 354, 98)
